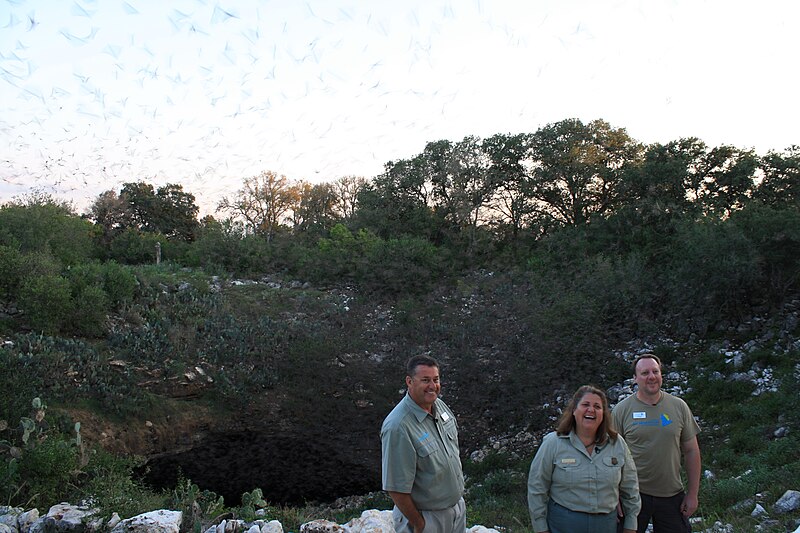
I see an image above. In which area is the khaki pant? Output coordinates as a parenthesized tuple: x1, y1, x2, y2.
(393, 497, 466, 533)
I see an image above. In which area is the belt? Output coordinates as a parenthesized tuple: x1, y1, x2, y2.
(552, 500, 612, 516)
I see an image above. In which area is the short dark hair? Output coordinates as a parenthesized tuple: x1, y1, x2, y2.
(555, 384, 617, 443)
(632, 353, 662, 376)
(406, 354, 439, 377)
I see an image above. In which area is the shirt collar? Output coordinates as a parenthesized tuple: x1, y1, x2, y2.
(403, 392, 436, 422)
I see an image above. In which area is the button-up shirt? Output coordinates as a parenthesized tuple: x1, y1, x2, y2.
(381, 393, 465, 511)
(527, 430, 641, 532)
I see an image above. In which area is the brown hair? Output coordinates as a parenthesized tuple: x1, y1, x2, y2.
(632, 353, 662, 376)
(406, 354, 439, 377)
(555, 385, 617, 443)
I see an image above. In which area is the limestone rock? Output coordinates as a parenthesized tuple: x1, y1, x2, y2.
(751, 503, 767, 517)
(110, 510, 182, 533)
(343, 510, 393, 532)
(299, 520, 345, 533)
(106, 513, 122, 530)
(19, 509, 40, 532)
(0, 507, 21, 533)
(259, 520, 283, 533)
(28, 503, 99, 533)
(774, 490, 800, 513)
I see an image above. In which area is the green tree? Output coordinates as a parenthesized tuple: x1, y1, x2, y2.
(607, 138, 710, 255)
(483, 132, 536, 242)
(527, 118, 642, 226)
(153, 184, 200, 241)
(85, 190, 132, 249)
(424, 136, 496, 253)
(754, 146, 800, 208)
(696, 146, 758, 217)
(291, 181, 340, 237)
(116, 182, 199, 241)
(120, 182, 160, 233)
(355, 159, 437, 240)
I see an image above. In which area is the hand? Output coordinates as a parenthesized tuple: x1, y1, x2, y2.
(681, 492, 698, 517)
(412, 519, 425, 533)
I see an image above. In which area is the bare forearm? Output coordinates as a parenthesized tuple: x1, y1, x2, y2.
(684, 443, 701, 497)
(388, 491, 425, 532)
(681, 437, 702, 516)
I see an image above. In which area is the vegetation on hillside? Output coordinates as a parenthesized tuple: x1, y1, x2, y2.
(1, 119, 799, 530)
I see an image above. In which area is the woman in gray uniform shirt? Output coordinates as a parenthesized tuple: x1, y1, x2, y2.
(527, 385, 641, 533)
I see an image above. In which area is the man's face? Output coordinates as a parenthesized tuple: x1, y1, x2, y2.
(634, 357, 663, 396)
(406, 364, 440, 411)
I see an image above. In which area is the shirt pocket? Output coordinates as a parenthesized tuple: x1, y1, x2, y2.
(602, 455, 624, 484)
(602, 456, 625, 468)
(553, 458, 581, 484)
(417, 439, 440, 457)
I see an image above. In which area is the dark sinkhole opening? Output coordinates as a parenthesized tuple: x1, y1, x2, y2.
(139, 431, 381, 506)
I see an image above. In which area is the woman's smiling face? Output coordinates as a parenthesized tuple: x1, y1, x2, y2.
(573, 392, 603, 434)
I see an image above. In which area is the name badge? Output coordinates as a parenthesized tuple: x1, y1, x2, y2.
(561, 458, 577, 464)
(633, 411, 647, 419)
(441, 412, 451, 422)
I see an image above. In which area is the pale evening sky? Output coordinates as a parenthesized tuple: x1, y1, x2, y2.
(1, 0, 798, 215)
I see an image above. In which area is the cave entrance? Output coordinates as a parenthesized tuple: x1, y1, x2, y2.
(140, 430, 381, 506)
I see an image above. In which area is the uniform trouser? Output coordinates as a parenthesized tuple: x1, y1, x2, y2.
(635, 492, 691, 533)
(392, 497, 466, 533)
(548, 499, 617, 533)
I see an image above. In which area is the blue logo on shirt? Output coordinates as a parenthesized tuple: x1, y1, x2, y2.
(661, 414, 672, 426)
(418, 432, 430, 442)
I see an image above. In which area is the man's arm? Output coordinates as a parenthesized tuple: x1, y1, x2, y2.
(388, 491, 425, 533)
(680, 436, 701, 516)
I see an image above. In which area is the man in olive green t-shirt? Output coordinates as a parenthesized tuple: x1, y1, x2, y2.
(381, 355, 465, 533)
(612, 354, 701, 533)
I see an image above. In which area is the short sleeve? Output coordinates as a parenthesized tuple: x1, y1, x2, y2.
(381, 422, 417, 493)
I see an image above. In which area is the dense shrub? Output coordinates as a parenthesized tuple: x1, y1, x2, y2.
(730, 204, 800, 302)
(0, 244, 23, 298)
(16, 435, 80, 508)
(294, 224, 447, 294)
(0, 202, 97, 266)
(19, 250, 62, 279)
(107, 228, 167, 265)
(664, 218, 763, 328)
(185, 220, 271, 275)
(362, 236, 444, 294)
(19, 275, 72, 334)
(69, 285, 110, 337)
(79, 450, 165, 519)
(65, 260, 136, 310)
(101, 261, 138, 306)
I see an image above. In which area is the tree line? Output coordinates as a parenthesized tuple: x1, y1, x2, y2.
(80, 118, 799, 254)
(1, 117, 799, 335)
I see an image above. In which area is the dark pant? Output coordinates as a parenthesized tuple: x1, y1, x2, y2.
(635, 492, 691, 533)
